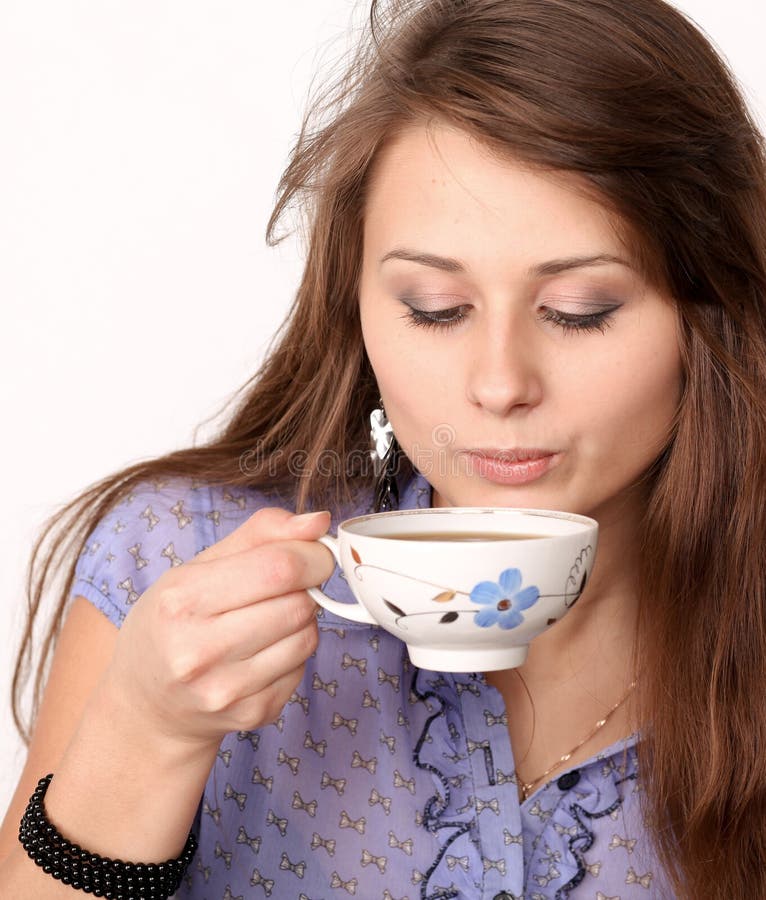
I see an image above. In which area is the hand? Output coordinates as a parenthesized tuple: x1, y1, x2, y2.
(102, 507, 335, 750)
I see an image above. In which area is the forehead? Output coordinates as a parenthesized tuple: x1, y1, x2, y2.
(363, 122, 636, 272)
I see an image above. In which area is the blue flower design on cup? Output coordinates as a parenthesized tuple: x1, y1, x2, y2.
(470, 568, 540, 629)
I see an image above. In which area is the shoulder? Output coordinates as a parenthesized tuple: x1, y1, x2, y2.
(71, 476, 290, 626)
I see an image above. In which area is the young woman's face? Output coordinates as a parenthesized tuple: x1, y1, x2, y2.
(359, 123, 683, 524)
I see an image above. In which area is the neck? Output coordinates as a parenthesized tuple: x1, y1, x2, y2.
(484, 498, 643, 790)
(512, 495, 642, 689)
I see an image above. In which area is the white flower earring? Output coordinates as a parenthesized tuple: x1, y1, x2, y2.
(369, 400, 394, 473)
(369, 398, 399, 512)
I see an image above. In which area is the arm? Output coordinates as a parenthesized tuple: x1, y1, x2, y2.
(0, 598, 217, 896)
(0, 506, 334, 898)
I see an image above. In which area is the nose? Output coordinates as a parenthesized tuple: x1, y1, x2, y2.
(465, 315, 544, 416)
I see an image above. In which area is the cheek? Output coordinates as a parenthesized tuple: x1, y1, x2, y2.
(373, 358, 446, 429)
(360, 297, 392, 381)
(361, 316, 405, 395)
(586, 339, 682, 459)
(362, 333, 454, 456)
(361, 298, 450, 404)
(360, 302, 417, 419)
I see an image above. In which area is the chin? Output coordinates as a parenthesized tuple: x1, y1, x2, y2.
(448, 483, 591, 517)
(437, 483, 543, 510)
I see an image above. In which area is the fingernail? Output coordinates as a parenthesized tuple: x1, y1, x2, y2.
(293, 511, 330, 523)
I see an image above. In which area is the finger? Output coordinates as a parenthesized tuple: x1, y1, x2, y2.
(202, 590, 319, 662)
(190, 507, 332, 564)
(242, 621, 319, 695)
(215, 619, 319, 701)
(162, 538, 336, 617)
(225, 662, 309, 732)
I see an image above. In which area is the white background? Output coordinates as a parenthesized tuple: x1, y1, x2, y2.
(1, 0, 764, 820)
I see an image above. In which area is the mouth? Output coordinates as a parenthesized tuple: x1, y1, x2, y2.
(459, 448, 561, 486)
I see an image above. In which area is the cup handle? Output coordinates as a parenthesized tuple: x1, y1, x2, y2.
(307, 535, 378, 625)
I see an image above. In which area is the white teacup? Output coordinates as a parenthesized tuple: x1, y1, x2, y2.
(307, 507, 598, 672)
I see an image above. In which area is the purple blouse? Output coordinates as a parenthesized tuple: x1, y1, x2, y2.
(71, 472, 670, 899)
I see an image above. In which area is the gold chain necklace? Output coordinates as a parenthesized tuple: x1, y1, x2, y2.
(517, 679, 638, 802)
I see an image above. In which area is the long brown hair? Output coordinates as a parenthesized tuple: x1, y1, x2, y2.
(14, 1, 766, 894)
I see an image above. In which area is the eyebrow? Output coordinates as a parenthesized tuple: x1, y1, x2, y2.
(379, 248, 632, 277)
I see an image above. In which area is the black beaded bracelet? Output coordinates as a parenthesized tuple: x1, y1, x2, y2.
(18, 774, 197, 899)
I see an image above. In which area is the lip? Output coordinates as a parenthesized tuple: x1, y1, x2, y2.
(460, 448, 560, 486)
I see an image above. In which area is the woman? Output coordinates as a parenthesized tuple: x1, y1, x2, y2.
(2, 0, 766, 897)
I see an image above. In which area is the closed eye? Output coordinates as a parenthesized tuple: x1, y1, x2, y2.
(539, 305, 620, 334)
(400, 303, 620, 333)
(400, 306, 468, 330)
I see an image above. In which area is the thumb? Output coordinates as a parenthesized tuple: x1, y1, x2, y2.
(191, 507, 331, 564)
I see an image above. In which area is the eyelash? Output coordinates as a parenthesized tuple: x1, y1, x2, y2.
(401, 305, 618, 335)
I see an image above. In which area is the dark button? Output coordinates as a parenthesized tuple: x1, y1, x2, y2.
(493, 893, 515, 900)
(556, 769, 581, 791)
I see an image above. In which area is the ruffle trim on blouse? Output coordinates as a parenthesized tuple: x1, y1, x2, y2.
(530, 741, 639, 899)
(410, 668, 480, 900)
